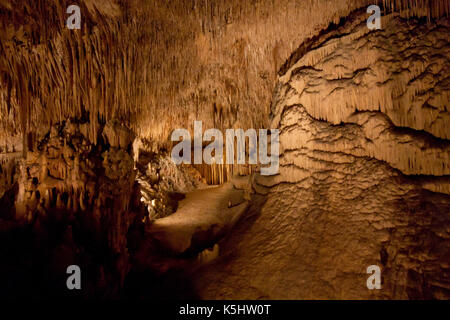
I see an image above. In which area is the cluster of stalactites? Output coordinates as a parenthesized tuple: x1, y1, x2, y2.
(0, 0, 448, 149)
(382, 0, 449, 19)
(195, 163, 254, 185)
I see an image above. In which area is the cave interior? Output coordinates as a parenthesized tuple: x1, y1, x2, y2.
(0, 0, 449, 300)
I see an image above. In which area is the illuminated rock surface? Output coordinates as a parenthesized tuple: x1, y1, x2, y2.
(191, 12, 450, 300)
(0, 0, 448, 299)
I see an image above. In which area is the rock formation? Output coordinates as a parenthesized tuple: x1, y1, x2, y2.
(0, 0, 448, 300)
(191, 11, 450, 300)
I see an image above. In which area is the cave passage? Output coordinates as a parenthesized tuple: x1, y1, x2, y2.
(0, 0, 449, 301)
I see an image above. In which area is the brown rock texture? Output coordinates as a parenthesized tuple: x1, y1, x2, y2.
(135, 152, 206, 220)
(19, 120, 134, 238)
(0, 0, 448, 300)
(10, 118, 137, 293)
(191, 13, 450, 299)
(2, 1, 447, 148)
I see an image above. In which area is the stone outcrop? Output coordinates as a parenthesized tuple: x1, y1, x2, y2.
(129, 176, 251, 282)
(4, 118, 138, 296)
(136, 152, 206, 221)
(0, 154, 19, 219)
(148, 180, 249, 255)
(191, 13, 450, 299)
(16, 119, 136, 246)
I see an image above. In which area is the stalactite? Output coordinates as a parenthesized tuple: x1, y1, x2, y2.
(0, 0, 447, 150)
(195, 162, 255, 185)
(272, 10, 449, 186)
